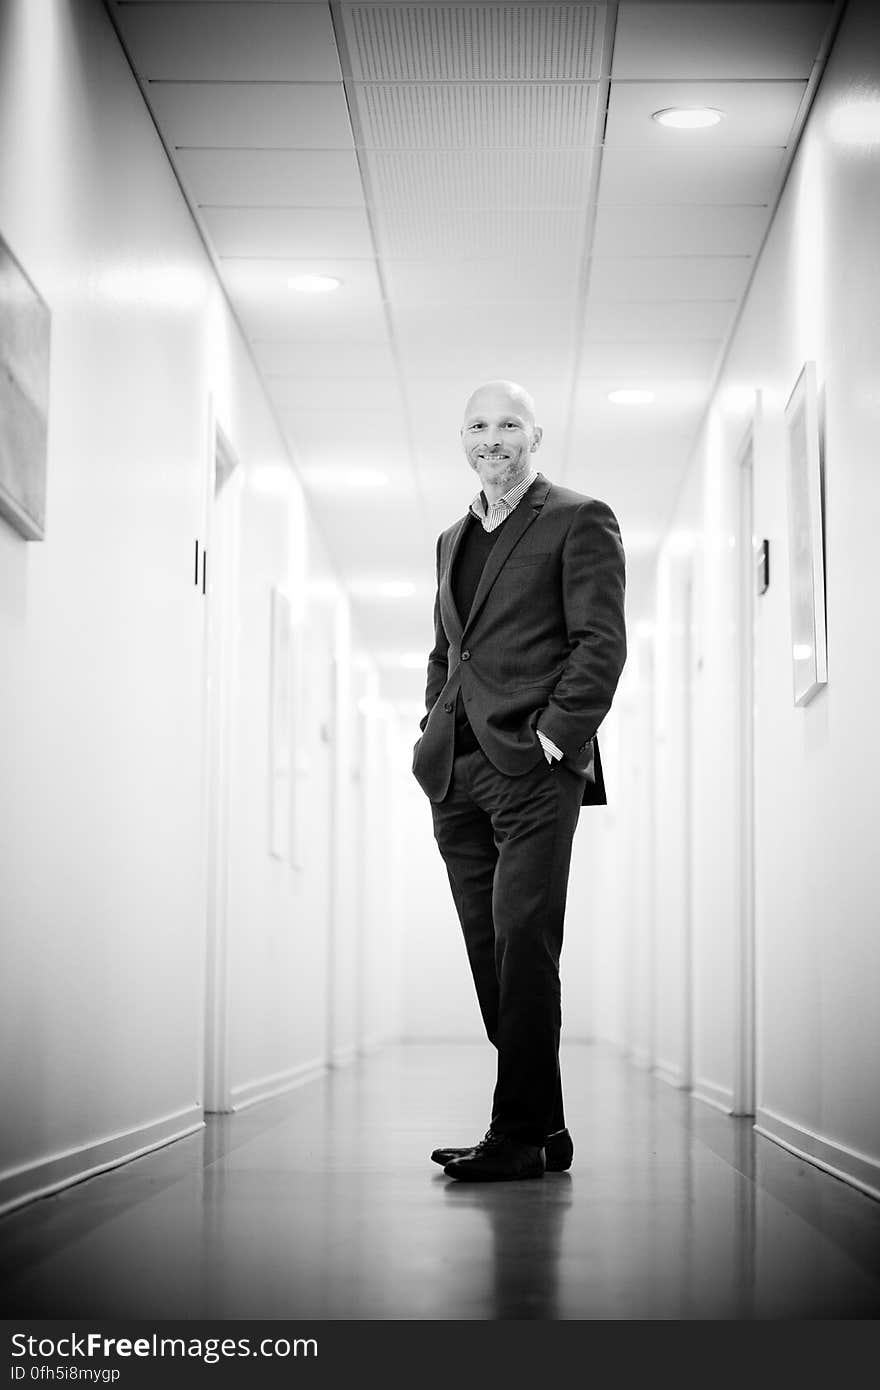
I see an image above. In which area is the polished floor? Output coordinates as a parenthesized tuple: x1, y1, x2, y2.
(1, 1042, 879, 1320)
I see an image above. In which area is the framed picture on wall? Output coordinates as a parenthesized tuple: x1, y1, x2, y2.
(269, 586, 292, 859)
(0, 233, 51, 540)
(289, 615, 308, 872)
(784, 361, 827, 706)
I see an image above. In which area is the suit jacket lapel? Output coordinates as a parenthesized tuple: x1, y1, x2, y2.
(463, 475, 550, 635)
(439, 514, 469, 641)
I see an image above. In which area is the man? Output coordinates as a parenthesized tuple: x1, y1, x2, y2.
(412, 380, 627, 1183)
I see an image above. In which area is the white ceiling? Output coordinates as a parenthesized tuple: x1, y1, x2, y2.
(106, 0, 838, 707)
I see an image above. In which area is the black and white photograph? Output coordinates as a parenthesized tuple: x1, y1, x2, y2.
(0, 0, 878, 1370)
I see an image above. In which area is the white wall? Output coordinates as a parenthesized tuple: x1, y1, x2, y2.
(397, 755, 481, 1041)
(588, 0, 880, 1198)
(0, 0, 397, 1214)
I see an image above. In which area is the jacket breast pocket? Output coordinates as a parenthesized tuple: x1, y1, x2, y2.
(505, 551, 551, 569)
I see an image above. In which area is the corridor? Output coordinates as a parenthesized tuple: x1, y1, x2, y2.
(2, 1044, 879, 1320)
(2, 0, 880, 1337)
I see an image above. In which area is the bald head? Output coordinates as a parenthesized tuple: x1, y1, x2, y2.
(462, 380, 537, 431)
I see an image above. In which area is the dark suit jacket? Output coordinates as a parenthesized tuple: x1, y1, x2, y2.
(412, 473, 627, 806)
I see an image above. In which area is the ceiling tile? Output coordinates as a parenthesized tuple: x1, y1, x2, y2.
(253, 340, 397, 378)
(396, 301, 575, 347)
(385, 257, 582, 305)
(113, 3, 340, 81)
(571, 376, 711, 418)
(351, 82, 600, 149)
(598, 146, 786, 206)
(282, 408, 409, 453)
(372, 206, 589, 259)
(267, 378, 403, 413)
(146, 82, 354, 149)
(579, 340, 722, 378)
(301, 489, 429, 554)
(592, 202, 771, 257)
(340, 3, 605, 81)
(611, 3, 834, 80)
(231, 298, 390, 345)
(583, 298, 736, 341)
(365, 149, 596, 212)
(220, 257, 382, 303)
(399, 338, 576, 384)
(199, 207, 374, 257)
(605, 79, 808, 146)
(588, 255, 752, 301)
(175, 149, 365, 208)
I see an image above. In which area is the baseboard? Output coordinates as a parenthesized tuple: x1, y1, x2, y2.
(653, 1061, 686, 1089)
(328, 1045, 357, 1069)
(0, 1104, 204, 1218)
(755, 1106, 880, 1202)
(692, 1076, 735, 1115)
(229, 1057, 327, 1111)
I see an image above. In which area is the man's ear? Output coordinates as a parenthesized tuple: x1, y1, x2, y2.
(530, 425, 543, 452)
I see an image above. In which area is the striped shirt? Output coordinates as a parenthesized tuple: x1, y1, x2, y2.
(466, 467, 562, 764)
(469, 466, 539, 532)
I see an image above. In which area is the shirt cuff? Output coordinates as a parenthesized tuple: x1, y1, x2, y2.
(537, 729, 563, 762)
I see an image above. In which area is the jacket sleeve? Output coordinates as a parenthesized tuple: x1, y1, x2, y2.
(420, 533, 450, 733)
(536, 499, 627, 757)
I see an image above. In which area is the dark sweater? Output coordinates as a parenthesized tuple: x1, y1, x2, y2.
(451, 512, 507, 753)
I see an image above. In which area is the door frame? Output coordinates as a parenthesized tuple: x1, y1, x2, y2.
(202, 401, 242, 1113)
(733, 411, 758, 1117)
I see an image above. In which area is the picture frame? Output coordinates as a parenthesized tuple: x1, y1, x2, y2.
(0, 233, 51, 540)
(269, 586, 293, 859)
(289, 615, 308, 872)
(783, 361, 827, 706)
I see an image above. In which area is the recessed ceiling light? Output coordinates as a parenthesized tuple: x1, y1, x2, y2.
(608, 389, 655, 405)
(652, 107, 724, 130)
(287, 274, 342, 294)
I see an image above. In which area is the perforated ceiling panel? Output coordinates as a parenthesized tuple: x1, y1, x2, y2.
(353, 81, 599, 149)
(368, 150, 594, 211)
(342, 4, 603, 82)
(336, 1, 605, 535)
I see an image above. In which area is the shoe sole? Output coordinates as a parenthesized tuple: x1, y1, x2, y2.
(432, 1151, 572, 1172)
(443, 1165, 545, 1182)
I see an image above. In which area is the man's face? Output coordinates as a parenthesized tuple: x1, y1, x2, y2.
(461, 385, 542, 493)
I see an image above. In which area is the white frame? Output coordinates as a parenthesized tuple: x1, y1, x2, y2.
(202, 402, 242, 1113)
(734, 417, 757, 1117)
(784, 361, 827, 706)
(269, 586, 293, 860)
(0, 233, 51, 541)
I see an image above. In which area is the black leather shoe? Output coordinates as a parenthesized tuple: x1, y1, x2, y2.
(443, 1133, 545, 1182)
(432, 1127, 573, 1172)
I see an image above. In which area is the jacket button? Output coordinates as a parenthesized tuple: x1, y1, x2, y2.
(461, 649, 470, 660)
(443, 701, 453, 712)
